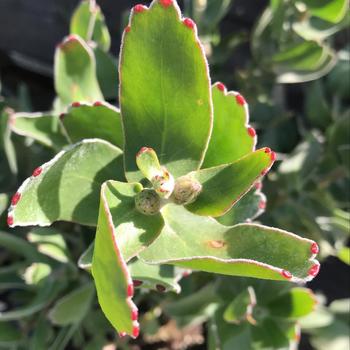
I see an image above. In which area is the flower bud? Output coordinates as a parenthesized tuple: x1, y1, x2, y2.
(172, 176, 202, 205)
(135, 189, 161, 215)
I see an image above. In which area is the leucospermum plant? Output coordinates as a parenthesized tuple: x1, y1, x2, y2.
(7, 0, 320, 339)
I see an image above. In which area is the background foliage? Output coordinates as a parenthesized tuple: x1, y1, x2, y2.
(0, 0, 349, 349)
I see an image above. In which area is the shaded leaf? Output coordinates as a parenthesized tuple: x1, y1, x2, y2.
(186, 149, 273, 217)
(128, 258, 181, 293)
(11, 112, 68, 149)
(70, 0, 111, 51)
(55, 35, 103, 106)
(62, 102, 123, 148)
(49, 283, 95, 325)
(268, 287, 317, 319)
(9, 139, 123, 227)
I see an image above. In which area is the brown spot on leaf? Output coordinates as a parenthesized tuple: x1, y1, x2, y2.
(209, 240, 225, 248)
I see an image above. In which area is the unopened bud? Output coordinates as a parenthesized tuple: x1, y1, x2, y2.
(135, 189, 161, 215)
(172, 176, 202, 205)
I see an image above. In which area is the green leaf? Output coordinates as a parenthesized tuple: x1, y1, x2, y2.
(252, 318, 293, 349)
(79, 244, 181, 293)
(303, 0, 348, 23)
(140, 204, 319, 282)
(23, 263, 52, 285)
(92, 180, 164, 336)
(9, 139, 123, 227)
(268, 287, 317, 319)
(94, 47, 119, 99)
(61, 102, 123, 148)
(305, 81, 332, 129)
(0, 230, 47, 262)
(0, 322, 22, 346)
(0, 276, 63, 321)
(273, 41, 336, 83)
(186, 148, 273, 217)
(0, 109, 18, 175)
(327, 51, 350, 99)
(78, 242, 94, 271)
(55, 35, 103, 106)
(11, 112, 68, 149)
(120, 0, 212, 182)
(128, 258, 181, 293)
(164, 284, 218, 318)
(70, 0, 111, 51)
(217, 188, 265, 225)
(337, 247, 350, 265)
(328, 115, 350, 170)
(223, 286, 256, 324)
(203, 83, 255, 168)
(49, 283, 95, 326)
(27, 227, 70, 263)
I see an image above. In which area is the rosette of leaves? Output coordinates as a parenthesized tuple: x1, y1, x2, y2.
(164, 277, 318, 350)
(7, 0, 319, 338)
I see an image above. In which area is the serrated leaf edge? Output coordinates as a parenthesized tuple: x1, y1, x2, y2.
(119, 0, 214, 181)
(140, 221, 319, 283)
(7, 139, 121, 228)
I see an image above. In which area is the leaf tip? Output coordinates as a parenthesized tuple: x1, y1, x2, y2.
(7, 215, 14, 227)
(308, 263, 320, 277)
(235, 93, 246, 106)
(183, 17, 196, 30)
(247, 126, 256, 138)
(160, 0, 173, 7)
(11, 192, 21, 206)
(281, 269, 293, 279)
(310, 242, 319, 255)
(134, 4, 148, 13)
(32, 166, 43, 177)
(216, 82, 226, 92)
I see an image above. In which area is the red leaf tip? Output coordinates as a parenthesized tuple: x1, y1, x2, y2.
(71, 102, 81, 108)
(311, 242, 319, 255)
(235, 94, 246, 106)
(131, 308, 138, 321)
(127, 283, 134, 297)
(183, 18, 195, 29)
(136, 146, 153, 157)
(270, 151, 277, 162)
(216, 82, 226, 92)
(125, 25, 131, 33)
(309, 264, 320, 277)
(32, 167, 42, 177)
(132, 325, 140, 338)
(255, 182, 263, 190)
(247, 127, 256, 137)
(7, 215, 14, 226)
(93, 101, 103, 107)
(160, 0, 173, 7)
(281, 270, 292, 279)
(134, 4, 147, 13)
(11, 192, 21, 206)
(259, 200, 266, 210)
